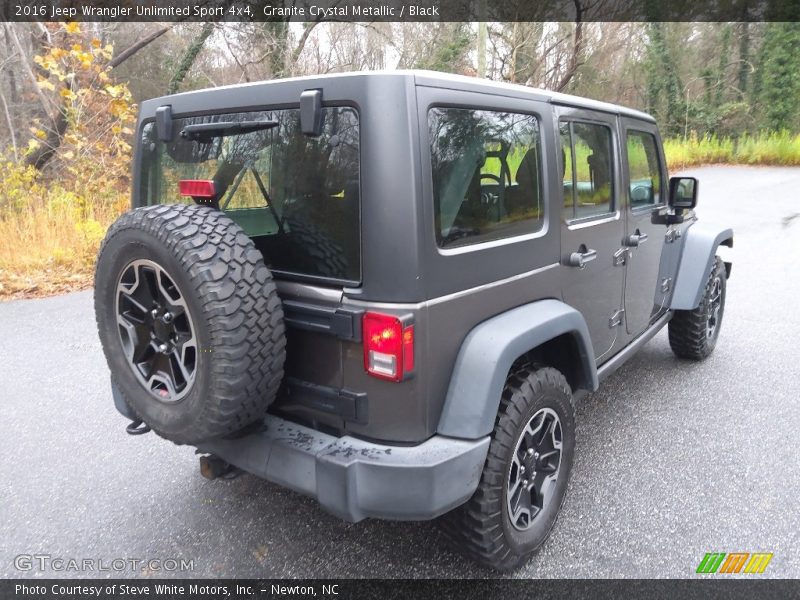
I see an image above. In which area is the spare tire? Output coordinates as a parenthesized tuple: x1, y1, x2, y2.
(94, 204, 286, 444)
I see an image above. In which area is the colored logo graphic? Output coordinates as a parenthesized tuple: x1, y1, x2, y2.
(696, 552, 773, 574)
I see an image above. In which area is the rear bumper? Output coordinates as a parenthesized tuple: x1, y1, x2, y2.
(197, 417, 490, 522)
(113, 381, 490, 522)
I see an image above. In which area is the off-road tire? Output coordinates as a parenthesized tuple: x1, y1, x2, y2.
(94, 204, 286, 445)
(439, 366, 576, 572)
(669, 256, 726, 360)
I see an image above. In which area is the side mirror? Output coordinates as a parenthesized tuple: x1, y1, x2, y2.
(669, 176, 698, 211)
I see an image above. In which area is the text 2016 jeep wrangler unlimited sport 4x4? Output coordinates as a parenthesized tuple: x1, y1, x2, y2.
(95, 71, 732, 571)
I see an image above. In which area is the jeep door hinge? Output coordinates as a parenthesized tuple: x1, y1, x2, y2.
(609, 309, 625, 328)
(613, 248, 628, 267)
(665, 228, 683, 243)
(661, 277, 672, 293)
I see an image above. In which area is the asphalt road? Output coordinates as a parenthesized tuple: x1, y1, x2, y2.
(2, 166, 799, 579)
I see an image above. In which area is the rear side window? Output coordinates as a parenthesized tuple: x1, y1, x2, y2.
(428, 107, 544, 249)
(560, 121, 614, 221)
(139, 107, 360, 283)
(626, 130, 663, 208)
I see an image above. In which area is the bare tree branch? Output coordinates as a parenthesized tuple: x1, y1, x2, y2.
(108, 24, 173, 70)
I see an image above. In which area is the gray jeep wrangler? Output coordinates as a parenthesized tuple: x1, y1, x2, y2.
(95, 71, 732, 571)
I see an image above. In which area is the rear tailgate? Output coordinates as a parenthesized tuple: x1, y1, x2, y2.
(270, 281, 366, 433)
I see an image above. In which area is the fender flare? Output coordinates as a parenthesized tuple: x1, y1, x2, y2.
(436, 299, 597, 439)
(671, 223, 733, 311)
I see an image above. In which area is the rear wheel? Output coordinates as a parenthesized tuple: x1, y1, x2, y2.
(439, 366, 576, 571)
(669, 256, 726, 360)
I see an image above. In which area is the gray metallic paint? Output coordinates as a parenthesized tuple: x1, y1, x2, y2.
(131, 70, 731, 448)
(555, 106, 626, 362)
(619, 117, 670, 337)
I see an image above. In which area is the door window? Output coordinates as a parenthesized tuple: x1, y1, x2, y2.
(560, 121, 615, 221)
(626, 130, 662, 208)
(428, 107, 544, 248)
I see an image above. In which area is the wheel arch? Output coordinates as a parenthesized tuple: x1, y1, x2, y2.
(436, 299, 597, 439)
(671, 223, 733, 311)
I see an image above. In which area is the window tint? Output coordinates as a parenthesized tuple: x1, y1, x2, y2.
(560, 121, 614, 220)
(626, 130, 662, 207)
(139, 107, 360, 282)
(428, 108, 544, 248)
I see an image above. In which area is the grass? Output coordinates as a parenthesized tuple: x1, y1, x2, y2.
(1, 130, 800, 301)
(664, 131, 800, 170)
(0, 202, 124, 300)
(0, 167, 127, 300)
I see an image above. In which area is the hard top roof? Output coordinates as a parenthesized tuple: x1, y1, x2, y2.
(141, 69, 655, 123)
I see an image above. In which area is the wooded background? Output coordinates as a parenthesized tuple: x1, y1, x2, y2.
(2, 21, 799, 164)
(0, 21, 798, 298)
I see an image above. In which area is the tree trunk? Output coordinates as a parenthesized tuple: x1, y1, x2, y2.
(555, 1, 584, 92)
(25, 104, 69, 169)
(0, 88, 17, 160)
(713, 25, 732, 112)
(168, 23, 214, 94)
(737, 22, 750, 100)
(3, 26, 19, 103)
(647, 23, 683, 137)
(4, 23, 54, 119)
(264, 22, 289, 78)
(477, 22, 487, 78)
(289, 22, 320, 70)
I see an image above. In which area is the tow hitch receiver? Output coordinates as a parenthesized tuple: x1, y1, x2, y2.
(199, 455, 237, 480)
(125, 419, 151, 436)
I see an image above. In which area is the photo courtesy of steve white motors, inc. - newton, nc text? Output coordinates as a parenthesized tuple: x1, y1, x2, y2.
(1, 0, 800, 598)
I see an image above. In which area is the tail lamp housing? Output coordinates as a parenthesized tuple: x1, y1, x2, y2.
(362, 312, 414, 382)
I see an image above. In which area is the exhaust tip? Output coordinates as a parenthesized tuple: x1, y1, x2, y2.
(199, 455, 233, 480)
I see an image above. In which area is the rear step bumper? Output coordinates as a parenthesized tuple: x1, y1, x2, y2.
(112, 380, 490, 521)
(192, 416, 489, 521)
(196, 417, 490, 522)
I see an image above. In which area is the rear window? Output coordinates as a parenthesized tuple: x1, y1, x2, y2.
(428, 107, 544, 249)
(138, 107, 360, 283)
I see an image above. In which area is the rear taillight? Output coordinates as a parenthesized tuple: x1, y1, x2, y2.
(363, 312, 414, 382)
(178, 179, 216, 199)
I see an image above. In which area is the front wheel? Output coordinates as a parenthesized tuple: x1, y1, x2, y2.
(439, 366, 576, 572)
(669, 256, 727, 360)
